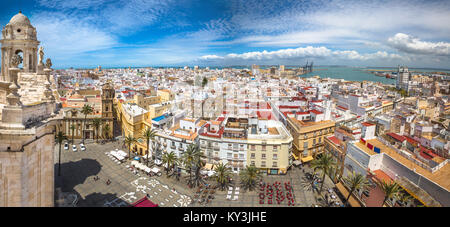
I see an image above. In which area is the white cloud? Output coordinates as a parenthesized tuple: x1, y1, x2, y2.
(199, 46, 403, 62)
(31, 13, 117, 57)
(387, 33, 450, 56)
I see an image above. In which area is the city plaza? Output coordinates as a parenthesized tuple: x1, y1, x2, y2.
(54, 139, 341, 207)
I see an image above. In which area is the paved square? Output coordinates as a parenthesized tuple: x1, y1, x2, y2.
(54, 140, 331, 207)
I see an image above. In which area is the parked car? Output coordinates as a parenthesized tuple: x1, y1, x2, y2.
(64, 143, 69, 150)
(72, 145, 77, 152)
(80, 143, 86, 151)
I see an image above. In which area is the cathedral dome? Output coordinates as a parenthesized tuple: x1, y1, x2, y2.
(8, 12, 31, 26)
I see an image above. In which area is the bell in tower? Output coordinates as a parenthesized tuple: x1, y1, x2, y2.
(1, 11, 40, 81)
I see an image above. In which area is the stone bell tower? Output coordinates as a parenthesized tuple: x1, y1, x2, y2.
(1, 11, 39, 81)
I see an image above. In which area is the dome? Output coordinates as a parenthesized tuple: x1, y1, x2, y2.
(8, 12, 31, 26)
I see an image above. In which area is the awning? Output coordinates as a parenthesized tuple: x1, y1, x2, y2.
(131, 197, 158, 207)
(292, 152, 299, 160)
(335, 182, 361, 207)
(301, 156, 314, 163)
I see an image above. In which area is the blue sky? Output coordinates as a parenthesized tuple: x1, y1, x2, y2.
(1, 0, 450, 68)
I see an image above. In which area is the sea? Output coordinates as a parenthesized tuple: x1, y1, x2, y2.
(299, 66, 450, 85)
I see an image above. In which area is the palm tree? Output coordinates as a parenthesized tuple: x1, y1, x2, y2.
(380, 180, 402, 207)
(141, 128, 157, 166)
(182, 144, 201, 186)
(342, 171, 370, 206)
(162, 151, 178, 175)
(55, 131, 68, 176)
(310, 153, 336, 192)
(92, 118, 101, 143)
(81, 104, 93, 143)
(190, 152, 206, 187)
(124, 135, 137, 160)
(213, 163, 233, 191)
(69, 124, 76, 144)
(103, 123, 110, 141)
(239, 166, 262, 191)
(398, 192, 414, 207)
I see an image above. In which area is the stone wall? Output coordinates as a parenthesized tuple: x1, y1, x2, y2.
(0, 124, 54, 207)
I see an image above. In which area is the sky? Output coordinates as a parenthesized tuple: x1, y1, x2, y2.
(0, 0, 449, 69)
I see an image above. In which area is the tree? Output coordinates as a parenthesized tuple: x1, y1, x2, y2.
(141, 127, 157, 166)
(202, 77, 208, 87)
(212, 163, 233, 191)
(342, 171, 370, 207)
(162, 151, 178, 175)
(380, 180, 402, 207)
(70, 124, 76, 144)
(103, 123, 110, 141)
(81, 104, 93, 143)
(239, 166, 262, 191)
(182, 144, 201, 186)
(92, 118, 101, 143)
(398, 192, 414, 207)
(124, 135, 137, 160)
(55, 131, 68, 176)
(310, 153, 336, 192)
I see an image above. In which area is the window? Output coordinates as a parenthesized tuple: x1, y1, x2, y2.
(251, 161, 255, 166)
(261, 161, 266, 167)
(239, 154, 244, 159)
(273, 145, 278, 151)
(272, 162, 278, 167)
(227, 153, 232, 159)
(313, 139, 316, 145)
(273, 154, 278, 160)
(251, 145, 256, 150)
(319, 137, 322, 143)
(303, 141, 308, 148)
(262, 153, 266, 159)
(251, 153, 255, 159)
(262, 145, 266, 151)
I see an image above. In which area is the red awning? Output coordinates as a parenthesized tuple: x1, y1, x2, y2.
(132, 197, 158, 207)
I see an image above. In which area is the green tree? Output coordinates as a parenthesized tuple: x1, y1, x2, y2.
(124, 135, 137, 160)
(310, 153, 336, 192)
(81, 104, 93, 143)
(92, 118, 101, 143)
(202, 77, 208, 87)
(103, 123, 111, 141)
(342, 171, 370, 206)
(399, 192, 414, 207)
(380, 180, 402, 207)
(162, 151, 178, 175)
(213, 163, 233, 191)
(55, 131, 68, 176)
(239, 166, 262, 191)
(141, 127, 157, 166)
(182, 144, 201, 186)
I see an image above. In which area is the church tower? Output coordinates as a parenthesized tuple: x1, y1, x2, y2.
(0, 12, 56, 207)
(1, 11, 39, 81)
(101, 82, 114, 119)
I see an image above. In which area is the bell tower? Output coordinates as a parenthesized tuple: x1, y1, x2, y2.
(102, 82, 114, 118)
(1, 11, 39, 81)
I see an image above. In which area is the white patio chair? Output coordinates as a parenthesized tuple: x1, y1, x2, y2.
(233, 195, 238, 201)
(226, 194, 232, 200)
